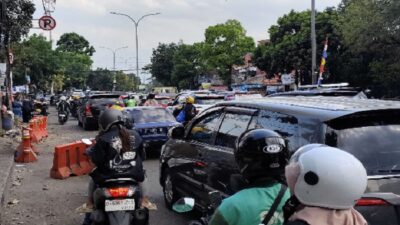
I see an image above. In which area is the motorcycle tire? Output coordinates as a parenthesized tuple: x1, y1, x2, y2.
(188, 220, 206, 225)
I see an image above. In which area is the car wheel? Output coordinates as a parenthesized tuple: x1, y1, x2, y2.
(83, 120, 91, 131)
(163, 169, 179, 210)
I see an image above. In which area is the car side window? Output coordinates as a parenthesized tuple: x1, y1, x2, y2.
(215, 113, 252, 149)
(189, 111, 222, 144)
(257, 110, 300, 151)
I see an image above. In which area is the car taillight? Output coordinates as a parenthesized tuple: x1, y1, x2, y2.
(105, 187, 134, 198)
(356, 198, 389, 206)
(85, 104, 92, 116)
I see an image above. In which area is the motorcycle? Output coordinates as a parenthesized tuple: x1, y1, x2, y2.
(58, 110, 68, 125)
(81, 139, 149, 225)
(173, 191, 222, 225)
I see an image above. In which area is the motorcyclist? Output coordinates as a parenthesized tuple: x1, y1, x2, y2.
(57, 96, 70, 118)
(125, 95, 137, 107)
(209, 129, 290, 225)
(82, 109, 146, 225)
(174, 96, 196, 125)
(283, 144, 368, 225)
(143, 93, 159, 106)
(70, 96, 81, 117)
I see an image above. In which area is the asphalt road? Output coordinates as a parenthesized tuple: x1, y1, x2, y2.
(0, 107, 193, 225)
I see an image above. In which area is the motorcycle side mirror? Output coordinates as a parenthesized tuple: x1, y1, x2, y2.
(208, 191, 222, 209)
(168, 126, 185, 139)
(82, 139, 93, 146)
(172, 197, 195, 213)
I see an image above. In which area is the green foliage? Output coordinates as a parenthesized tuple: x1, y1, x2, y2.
(255, 9, 341, 76)
(172, 43, 203, 89)
(12, 33, 93, 91)
(86, 69, 113, 91)
(203, 19, 255, 83)
(56, 32, 96, 56)
(148, 43, 177, 86)
(337, 0, 400, 97)
(12, 34, 59, 90)
(3, 0, 35, 44)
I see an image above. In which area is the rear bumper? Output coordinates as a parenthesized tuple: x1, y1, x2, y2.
(84, 116, 98, 126)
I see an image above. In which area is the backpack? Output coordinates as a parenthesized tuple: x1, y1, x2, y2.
(176, 109, 186, 123)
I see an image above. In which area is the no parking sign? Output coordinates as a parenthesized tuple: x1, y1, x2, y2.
(39, 15, 56, 31)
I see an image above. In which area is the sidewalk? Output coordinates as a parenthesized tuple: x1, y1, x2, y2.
(0, 136, 17, 205)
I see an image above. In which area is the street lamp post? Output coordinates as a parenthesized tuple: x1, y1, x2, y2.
(110, 11, 161, 91)
(311, 0, 317, 84)
(99, 46, 128, 91)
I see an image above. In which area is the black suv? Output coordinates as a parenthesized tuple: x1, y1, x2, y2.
(77, 94, 123, 130)
(160, 96, 400, 225)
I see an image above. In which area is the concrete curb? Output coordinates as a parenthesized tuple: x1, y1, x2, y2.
(0, 153, 14, 206)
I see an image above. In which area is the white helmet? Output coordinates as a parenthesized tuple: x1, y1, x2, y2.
(288, 144, 367, 209)
(60, 96, 67, 101)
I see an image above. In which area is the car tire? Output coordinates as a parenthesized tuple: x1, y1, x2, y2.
(83, 120, 91, 131)
(163, 169, 179, 210)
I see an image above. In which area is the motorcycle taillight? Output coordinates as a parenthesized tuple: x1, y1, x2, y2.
(105, 187, 135, 198)
(85, 104, 92, 117)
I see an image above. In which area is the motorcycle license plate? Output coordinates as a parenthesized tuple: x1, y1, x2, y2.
(105, 199, 135, 212)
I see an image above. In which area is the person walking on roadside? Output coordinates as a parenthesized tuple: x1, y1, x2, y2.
(283, 144, 368, 225)
(22, 96, 34, 123)
(12, 96, 23, 119)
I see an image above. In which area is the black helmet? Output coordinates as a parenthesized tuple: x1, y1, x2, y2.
(235, 129, 288, 182)
(98, 109, 124, 132)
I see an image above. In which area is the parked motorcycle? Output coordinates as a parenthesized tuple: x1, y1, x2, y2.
(81, 139, 149, 225)
(173, 191, 222, 225)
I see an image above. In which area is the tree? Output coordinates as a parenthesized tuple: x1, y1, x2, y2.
(86, 69, 113, 91)
(203, 20, 255, 84)
(254, 9, 342, 83)
(2, 0, 35, 45)
(115, 72, 135, 91)
(148, 43, 178, 86)
(60, 52, 93, 88)
(338, 0, 400, 97)
(12, 34, 59, 89)
(171, 43, 203, 89)
(56, 32, 95, 56)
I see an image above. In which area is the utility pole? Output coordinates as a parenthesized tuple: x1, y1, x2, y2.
(0, 0, 6, 132)
(311, 0, 317, 84)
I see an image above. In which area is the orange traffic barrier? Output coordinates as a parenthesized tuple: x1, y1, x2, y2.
(29, 119, 40, 143)
(50, 141, 95, 179)
(29, 116, 48, 143)
(15, 126, 38, 163)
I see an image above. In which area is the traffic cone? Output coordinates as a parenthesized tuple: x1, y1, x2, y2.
(15, 126, 38, 163)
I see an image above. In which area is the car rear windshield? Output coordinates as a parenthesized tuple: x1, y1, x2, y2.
(90, 95, 121, 99)
(127, 108, 175, 124)
(326, 112, 400, 175)
(196, 96, 224, 105)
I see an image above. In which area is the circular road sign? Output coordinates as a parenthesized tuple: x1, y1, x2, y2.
(39, 16, 56, 31)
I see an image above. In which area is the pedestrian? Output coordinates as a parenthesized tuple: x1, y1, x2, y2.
(175, 96, 196, 125)
(22, 96, 34, 123)
(12, 96, 23, 119)
(144, 93, 159, 106)
(283, 144, 368, 225)
(209, 129, 290, 225)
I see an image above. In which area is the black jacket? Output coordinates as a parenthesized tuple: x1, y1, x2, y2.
(89, 126, 145, 184)
(285, 220, 309, 225)
(57, 101, 70, 113)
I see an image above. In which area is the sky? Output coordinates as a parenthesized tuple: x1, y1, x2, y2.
(30, 0, 342, 83)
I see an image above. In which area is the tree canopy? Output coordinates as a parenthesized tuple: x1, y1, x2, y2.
(56, 32, 96, 56)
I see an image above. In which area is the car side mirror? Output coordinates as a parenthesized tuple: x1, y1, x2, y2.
(168, 126, 185, 139)
(208, 191, 222, 209)
(172, 197, 195, 213)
